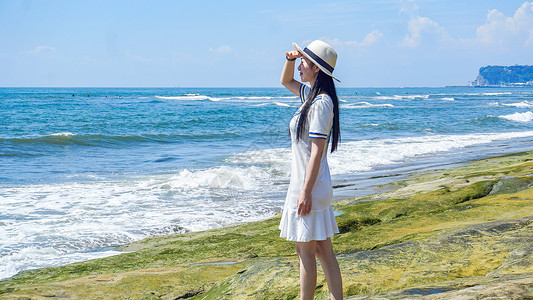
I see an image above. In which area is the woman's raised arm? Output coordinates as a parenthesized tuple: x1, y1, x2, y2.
(280, 50, 302, 96)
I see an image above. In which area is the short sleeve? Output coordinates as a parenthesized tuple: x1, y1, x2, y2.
(299, 84, 310, 103)
(308, 96, 333, 140)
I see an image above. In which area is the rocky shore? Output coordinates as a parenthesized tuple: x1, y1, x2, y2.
(1, 151, 532, 299)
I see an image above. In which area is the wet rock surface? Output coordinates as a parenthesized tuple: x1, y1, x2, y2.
(489, 175, 533, 196)
(207, 217, 532, 299)
(348, 275, 533, 299)
(342, 217, 532, 299)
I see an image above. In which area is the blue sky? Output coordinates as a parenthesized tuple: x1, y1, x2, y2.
(0, 0, 532, 87)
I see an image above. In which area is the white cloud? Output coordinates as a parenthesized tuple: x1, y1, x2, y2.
(399, 0, 419, 16)
(396, 0, 454, 48)
(208, 45, 233, 54)
(125, 50, 152, 63)
(316, 30, 384, 49)
(347, 30, 384, 47)
(401, 15, 452, 48)
(23, 45, 57, 56)
(475, 2, 533, 47)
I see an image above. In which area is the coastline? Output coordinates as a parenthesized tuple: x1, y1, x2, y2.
(4, 86, 533, 282)
(1, 149, 532, 299)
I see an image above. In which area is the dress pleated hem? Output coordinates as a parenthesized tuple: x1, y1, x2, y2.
(279, 206, 339, 242)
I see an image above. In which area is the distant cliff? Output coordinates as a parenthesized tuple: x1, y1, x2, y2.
(473, 65, 533, 87)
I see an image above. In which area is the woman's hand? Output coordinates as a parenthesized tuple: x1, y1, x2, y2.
(286, 50, 302, 60)
(297, 190, 312, 216)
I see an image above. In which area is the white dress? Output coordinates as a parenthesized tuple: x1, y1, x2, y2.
(279, 84, 339, 242)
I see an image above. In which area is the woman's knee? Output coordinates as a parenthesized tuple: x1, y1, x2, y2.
(295, 241, 317, 258)
(316, 239, 334, 260)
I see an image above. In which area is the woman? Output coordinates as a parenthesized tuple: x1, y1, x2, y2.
(279, 40, 343, 300)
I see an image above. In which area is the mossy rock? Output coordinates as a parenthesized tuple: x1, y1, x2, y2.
(337, 217, 382, 234)
(489, 175, 533, 196)
(196, 257, 300, 300)
(347, 274, 533, 299)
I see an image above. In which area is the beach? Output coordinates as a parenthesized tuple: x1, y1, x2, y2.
(1, 87, 533, 298)
(0, 149, 532, 298)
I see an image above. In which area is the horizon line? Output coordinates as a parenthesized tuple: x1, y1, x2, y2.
(0, 85, 487, 89)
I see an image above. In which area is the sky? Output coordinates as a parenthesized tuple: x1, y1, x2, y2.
(0, 0, 532, 87)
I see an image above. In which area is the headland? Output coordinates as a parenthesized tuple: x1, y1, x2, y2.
(472, 65, 533, 87)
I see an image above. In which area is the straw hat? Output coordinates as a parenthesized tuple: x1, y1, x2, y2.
(293, 40, 340, 82)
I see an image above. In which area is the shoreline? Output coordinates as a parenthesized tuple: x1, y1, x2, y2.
(2, 135, 532, 283)
(332, 135, 533, 201)
(1, 149, 532, 298)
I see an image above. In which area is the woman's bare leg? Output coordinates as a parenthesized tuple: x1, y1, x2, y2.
(295, 241, 317, 300)
(316, 239, 343, 300)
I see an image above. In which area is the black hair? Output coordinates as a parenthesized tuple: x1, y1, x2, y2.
(296, 70, 340, 153)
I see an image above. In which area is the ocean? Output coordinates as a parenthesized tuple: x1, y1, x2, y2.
(2, 86, 533, 280)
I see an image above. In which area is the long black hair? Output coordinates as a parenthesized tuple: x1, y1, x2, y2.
(296, 70, 340, 153)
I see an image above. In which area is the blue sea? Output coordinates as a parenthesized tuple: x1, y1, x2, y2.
(2, 86, 533, 280)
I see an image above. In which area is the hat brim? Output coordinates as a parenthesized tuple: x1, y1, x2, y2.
(293, 42, 340, 82)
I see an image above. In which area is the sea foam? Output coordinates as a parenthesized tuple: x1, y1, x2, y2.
(341, 102, 394, 109)
(502, 100, 533, 108)
(483, 92, 512, 96)
(0, 172, 282, 280)
(328, 131, 533, 174)
(499, 111, 533, 122)
(273, 102, 291, 107)
(166, 166, 271, 190)
(155, 95, 223, 101)
(487, 101, 533, 108)
(372, 94, 429, 100)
